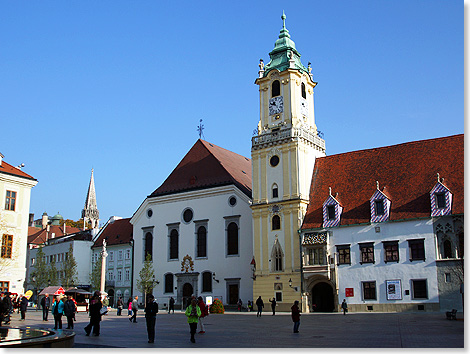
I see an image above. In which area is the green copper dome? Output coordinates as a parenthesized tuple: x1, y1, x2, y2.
(263, 12, 309, 77)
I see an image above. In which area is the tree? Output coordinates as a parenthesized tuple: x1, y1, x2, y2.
(136, 254, 158, 303)
(89, 253, 102, 292)
(61, 243, 78, 289)
(29, 246, 49, 292)
(48, 257, 58, 286)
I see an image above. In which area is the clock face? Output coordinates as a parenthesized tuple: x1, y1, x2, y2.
(269, 96, 284, 115)
(301, 98, 308, 116)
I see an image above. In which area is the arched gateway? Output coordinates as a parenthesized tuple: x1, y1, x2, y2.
(311, 282, 335, 312)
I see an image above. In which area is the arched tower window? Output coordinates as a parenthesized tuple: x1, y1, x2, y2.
(443, 239, 452, 259)
(272, 215, 281, 230)
(271, 240, 284, 272)
(144, 232, 153, 260)
(227, 222, 239, 255)
(272, 80, 280, 97)
(169, 229, 179, 260)
(197, 226, 207, 258)
(272, 184, 279, 198)
(301, 82, 306, 99)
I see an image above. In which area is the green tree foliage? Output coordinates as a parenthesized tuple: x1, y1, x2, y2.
(61, 244, 78, 289)
(136, 254, 157, 301)
(89, 253, 102, 292)
(29, 246, 49, 291)
(48, 257, 58, 286)
(63, 218, 93, 229)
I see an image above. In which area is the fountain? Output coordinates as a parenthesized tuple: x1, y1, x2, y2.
(0, 327, 74, 347)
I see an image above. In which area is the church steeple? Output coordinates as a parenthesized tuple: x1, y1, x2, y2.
(82, 168, 99, 229)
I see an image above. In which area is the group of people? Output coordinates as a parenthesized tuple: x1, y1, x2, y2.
(0, 292, 31, 325)
(40, 293, 78, 330)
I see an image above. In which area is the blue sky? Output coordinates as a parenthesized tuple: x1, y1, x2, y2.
(1, 0, 463, 224)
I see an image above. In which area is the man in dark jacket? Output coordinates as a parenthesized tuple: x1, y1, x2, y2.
(3, 293, 12, 324)
(64, 295, 76, 329)
(256, 296, 264, 317)
(145, 294, 159, 343)
(19, 295, 28, 320)
(41, 294, 50, 321)
(291, 300, 301, 333)
(84, 291, 102, 336)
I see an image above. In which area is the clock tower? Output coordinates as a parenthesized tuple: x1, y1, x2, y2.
(251, 13, 326, 311)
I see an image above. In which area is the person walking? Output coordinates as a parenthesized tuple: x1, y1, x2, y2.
(144, 294, 159, 343)
(341, 299, 348, 315)
(51, 295, 64, 330)
(256, 296, 264, 317)
(116, 297, 123, 316)
(291, 300, 301, 333)
(185, 298, 201, 343)
(3, 292, 11, 324)
(237, 298, 242, 312)
(197, 296, 207, 334)
(19, 294, 28, 321)
(168, 297, 175, 314)
(102, 295, 109, 314)
(64, 295, 76, 329)
(41, 294, 50, 321)
(269, 297, 277, 315)
(84, 291, 103, 336)
(130, 296, 139, 323)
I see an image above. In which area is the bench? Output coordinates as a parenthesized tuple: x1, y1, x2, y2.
(446, 309, 457, 320)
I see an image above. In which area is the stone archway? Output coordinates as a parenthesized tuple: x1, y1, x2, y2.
(311, 282, 335, 312)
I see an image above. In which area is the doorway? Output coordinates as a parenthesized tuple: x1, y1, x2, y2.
(311, 282, 335, 312)
(107, 288, 114, 307)
(228, 284, 239, 305)
(182, 282, 193, 308)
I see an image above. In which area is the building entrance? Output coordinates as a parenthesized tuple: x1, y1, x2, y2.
(182, 283, 193, 307)
(311, 282, 335, 312)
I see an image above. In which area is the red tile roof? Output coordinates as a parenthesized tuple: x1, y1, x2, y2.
(150, 140, 252, 198)
(301, 134, 464, 230)
(28, 225, 82, 245)
(92, 218, 133, 248)
(0, 160, 36, 181)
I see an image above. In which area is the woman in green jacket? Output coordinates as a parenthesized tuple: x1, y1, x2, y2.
(185, 298, 201, 343)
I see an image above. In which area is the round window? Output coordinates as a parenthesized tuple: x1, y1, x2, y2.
(270, 155, 280, 167)
(183, 208, 193, 223)
(229, 196, 237, 206)
(147, 209, 153, 218)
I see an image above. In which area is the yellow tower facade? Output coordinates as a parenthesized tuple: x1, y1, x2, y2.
(251, 13, 326, 311)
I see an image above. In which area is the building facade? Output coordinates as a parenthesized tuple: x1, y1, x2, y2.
(0, 153, 37, 294)
(251, 13, 326, 311)
(131, 140, 253, 308)
(300, 134, 464, 312)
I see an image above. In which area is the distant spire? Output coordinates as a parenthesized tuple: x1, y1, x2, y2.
(82, 168, 99, 229)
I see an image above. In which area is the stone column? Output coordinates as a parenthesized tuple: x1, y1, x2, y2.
(100, 240, 108, 295)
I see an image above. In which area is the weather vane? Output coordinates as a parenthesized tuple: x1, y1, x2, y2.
(197, 119, 205, 139)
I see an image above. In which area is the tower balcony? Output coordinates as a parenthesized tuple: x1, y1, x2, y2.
(252, 126, 325, 151)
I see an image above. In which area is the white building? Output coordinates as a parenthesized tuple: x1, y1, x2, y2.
(300, 134, 464, 312)
(0, 153, 37, 294)
(131, 140, 253, 308)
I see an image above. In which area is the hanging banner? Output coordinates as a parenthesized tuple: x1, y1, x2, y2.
(386, 280, 402, 300)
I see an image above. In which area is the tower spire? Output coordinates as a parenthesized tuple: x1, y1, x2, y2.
(82, 168, 99, 229)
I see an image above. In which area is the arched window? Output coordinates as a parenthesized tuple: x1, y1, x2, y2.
(271, 240, 284, 272)
(144, 232, 153, 260)
(197, 226, 207, 258)
(227, 222, 239, 255)
(458, 232, 464, 258)
(301, 82, 306, 99)
(272, 80, 280, 97)
(272, 215, 281, 230)
(164, 273, 174, 293)
(202, 271, 212, 292)
(272, 184, 279, 199)
(169, 229, 179, 260)
(443, 239, 452, 259)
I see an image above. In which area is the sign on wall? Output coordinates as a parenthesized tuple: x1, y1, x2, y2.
(386, 280, 402, 300)
(345, 288, 354, 297)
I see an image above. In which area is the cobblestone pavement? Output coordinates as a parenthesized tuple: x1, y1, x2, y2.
(4, 308, 464, 348)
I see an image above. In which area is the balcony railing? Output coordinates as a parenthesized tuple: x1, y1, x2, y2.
(252, 127, 326, 150)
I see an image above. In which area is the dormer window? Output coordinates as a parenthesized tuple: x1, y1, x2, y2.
(370, 182, 390, 223)
(323, 189, 342, 228)
(272, 80, 280, 97)
(430, 174, 452, 217)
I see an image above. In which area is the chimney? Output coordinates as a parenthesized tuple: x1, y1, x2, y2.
(42, 213, 49, 229)
(0, 152, 3, 166)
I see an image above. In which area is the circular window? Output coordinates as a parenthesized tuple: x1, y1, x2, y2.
(147, 209, 153, 218)
(183, 208, 193, 223)
(270, 155, 280, 167)
(229, 196, 237, 206)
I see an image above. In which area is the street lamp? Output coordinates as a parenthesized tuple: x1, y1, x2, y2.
(289, 278, 293, 288)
